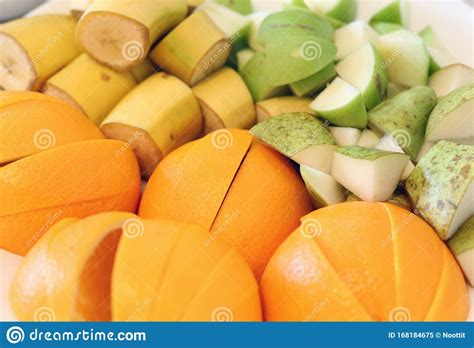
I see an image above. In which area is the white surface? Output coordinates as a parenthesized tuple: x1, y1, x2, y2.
(0, 0, 473, 321)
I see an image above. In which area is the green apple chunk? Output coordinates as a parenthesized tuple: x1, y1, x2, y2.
(357, 129, 380, 148)
(240, 52, 289, 102)
(406, 141, 474, 240)
(300, 164, 345, 208)
(368, 86, 437, 160)
(369, 0, 409, 26)
(448, 216, 474, 286)
(375, 135, 415, 180)
(310, 77, 368, 128)
(198, 1, 251, 38)
(258, 9, 334, 44)
(215, 0, 253, 14)
(378, 29, 429, 87)
(237, 49, 255, 72)
(331, 146, 409, 201)
(335, 43, 388, 109)
(265, 35, 336, 86)
(334, 20, 380, 60)
(428, 64, 474, 97)
(329, 127, 361, 146)
(371, 22, 403, 35)
(425, 83, 474, 144)
(289, 62, 336, 97)
(250, 112, 337, 173)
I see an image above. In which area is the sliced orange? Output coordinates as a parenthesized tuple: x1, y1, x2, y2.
(0, 139, 141, 255)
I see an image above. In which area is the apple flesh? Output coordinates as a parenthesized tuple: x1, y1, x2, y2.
(335, 43, 388, 109)
(310, 77, 368, 128)
(300, 164, 345, 208)
(329, 127, 361, 146)
(378, 29, 429, 87)
(406, 141, 474, 240)
(331, 145, 409, 202)
(425, 83, 474, 144)
(356, 129, 380, 148)
(250, 112, 337, 173)
(334, 20, 380, 60)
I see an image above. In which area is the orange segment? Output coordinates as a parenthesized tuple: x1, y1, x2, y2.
(10, 212, 135, 321)
(139, 129, 253, 230)
(0, 139, 141, 255)
(112, 220, 261, 321)
(261, 229, 373, 321)
(304, 202, 396, 320)
(211, 139, 312, 278)
(424, 246, 468, 321)
(0, 98, 104, 164)
(383, 203, 444, 321)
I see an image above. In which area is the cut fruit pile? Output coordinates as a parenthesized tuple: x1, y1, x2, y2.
(0, 0, 472, 322)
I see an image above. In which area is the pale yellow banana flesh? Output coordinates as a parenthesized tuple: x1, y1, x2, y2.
(43, 54, 144, 124)
(76, 0, 187, 71)
(0, 15, 81, 91)
(150, 11, 230, 86)
(101, 72, 202, 177)
(192, 67, 256, 134)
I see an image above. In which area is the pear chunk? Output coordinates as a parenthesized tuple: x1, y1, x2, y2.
(300, 165, 345, 208)
(375, 135, 415, 180)
(448, 216, 474, 286)
(368, 86, 437, 160)
(406, 141, 474, 240)
(250, 112, 337, 173)
(425, 83, 474, 144)
(428, 64, 474, 97)
(331, 146, 409, 202)
(310, 77, 368, 128)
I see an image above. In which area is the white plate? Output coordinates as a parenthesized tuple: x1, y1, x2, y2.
(0, 0, 473, 321)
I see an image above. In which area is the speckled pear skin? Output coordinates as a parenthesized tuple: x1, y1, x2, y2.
(336, 145, 404, 161)
(406, 141, 474, 240)
(368, 86, 437, 160)
(448, 216, 474, 255)
(250, 112, 335, 157)
(426, 82, 474, 136)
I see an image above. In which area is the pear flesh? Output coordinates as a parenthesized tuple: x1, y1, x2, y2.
(357, 129, 380, 149)
(428, 64, 474, 97)
(330, 127, 361, 146)
(376, 135, 415, 181)
(331, 146, 409, 202)
(448, 216, 474, 286)
(425, 83, 474, 144)
(300, 165, 345, 208)
(406, 141, 474, 240)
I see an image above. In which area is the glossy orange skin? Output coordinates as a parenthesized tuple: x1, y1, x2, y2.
(261, 202, 468, 321)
